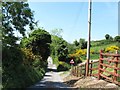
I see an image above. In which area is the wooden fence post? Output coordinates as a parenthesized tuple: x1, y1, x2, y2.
(78, 66, 80, 77)
(80, 66, 82, 77)
(75, 66, 77, 76)
(90, 60, 93, 76)
(84, 63, 86, 76)
(72, 67, 74, 76)
(114, 50, 118, 81)
(98, 50, 103, 80)
(77, 66, 79, 77)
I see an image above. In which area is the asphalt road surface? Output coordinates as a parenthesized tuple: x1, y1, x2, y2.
(27, 57, 71, 90)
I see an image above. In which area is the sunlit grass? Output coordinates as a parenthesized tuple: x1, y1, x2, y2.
(91, 42, 118, 52)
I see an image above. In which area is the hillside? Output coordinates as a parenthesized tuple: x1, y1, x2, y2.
(90, 40, 119, 60)
(91, 40, 118, 51)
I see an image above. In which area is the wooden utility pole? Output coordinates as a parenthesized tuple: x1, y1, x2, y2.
(86, 0, 92, 77)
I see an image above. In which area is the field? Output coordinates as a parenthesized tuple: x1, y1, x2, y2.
(90, 40, 118, 60)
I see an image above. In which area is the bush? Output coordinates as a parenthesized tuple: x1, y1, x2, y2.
(105, 45, 119, 52)
(2, 47, 47, 89)
(57, 61, 70, 71)
(74, 57, 82, 65)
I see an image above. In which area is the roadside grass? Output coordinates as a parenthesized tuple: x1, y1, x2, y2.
(90, 53, 99, 60)
(91, 62, 98, 76)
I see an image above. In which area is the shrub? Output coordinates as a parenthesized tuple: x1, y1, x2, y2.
(105, 45, 119, 52)
(2, 47, 47, 89)
(74, 57, 82, 65)
(90, 49, 95, 54)
(57, 61, 70, 71)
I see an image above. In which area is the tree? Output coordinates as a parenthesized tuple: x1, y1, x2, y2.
(57, 41, 68, 62)
(114, 36, 120, 42)
(105, 34, 110, 40)
(79, 38, 87, 49)
(2, 2, 36, 47)
(109, 36, 113, 41)
(74, 40, 79, 46)
(50, 29, 63, 37)
(50, 35, 63, 57)
(2, 2, 50, 88)
(21, 28, 52, 61)
(50, 35, 69, 63)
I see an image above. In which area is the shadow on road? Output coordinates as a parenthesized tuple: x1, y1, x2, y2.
(27, 81, 71, 90)
(47, 68, 57, 72)
(27, 64, 73, 90)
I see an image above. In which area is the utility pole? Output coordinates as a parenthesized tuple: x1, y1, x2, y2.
(86, 0, 92, 77)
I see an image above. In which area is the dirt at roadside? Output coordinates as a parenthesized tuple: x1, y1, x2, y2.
(63, 74, 120, 89)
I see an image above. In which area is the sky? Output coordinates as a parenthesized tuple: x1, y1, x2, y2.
(28, 1, 118, 43)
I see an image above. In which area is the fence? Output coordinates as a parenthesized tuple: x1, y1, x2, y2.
(71, 60, 98, 77)
(71, 50, 120, 85)
(71, 62, 86, 77)
(98, 50, 120, 85)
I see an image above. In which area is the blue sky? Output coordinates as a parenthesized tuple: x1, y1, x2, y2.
(28, 2, 118, 43)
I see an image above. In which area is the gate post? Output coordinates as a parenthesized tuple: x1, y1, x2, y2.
(98, 50, 103, 80)
(114, 50, 118, 81)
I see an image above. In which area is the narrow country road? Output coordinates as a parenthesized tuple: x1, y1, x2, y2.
(27, 57, 71, 89)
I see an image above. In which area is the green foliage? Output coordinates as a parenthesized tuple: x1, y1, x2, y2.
(105, 34, 113, 41)
(116, 42, 120, 48)
(74, 40, 79, 46)
(109, 36, 113, 41)
(79, 38, 87, 49)
(91, 40, 115, 47)
(57, 61, 70, 71)
(50, 35, 64, 56)
(2, 46, 47, 88)
(50, 29, 63, 37)
(57, 41, 68, 61)
(90, 53, 99, 60)
(67, 43, 76, 53)
(74, 57, 82, 65)
(2, 2, 36, 47)
(3, 64, 44, 88)
(114, 36, 120, 42)
(50, 35, 68, 62)
(69, 49, 86, 63)
(2, 2, 44, 89)
(2, 47, 23, 70)
(50, 35, 71, 70)
(52, 56, 59, 67)
(105, 34, 110, 40)
(2, 2, 49, 89)
(21, 28, 52, 61)
(105, 45, 119, 52)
